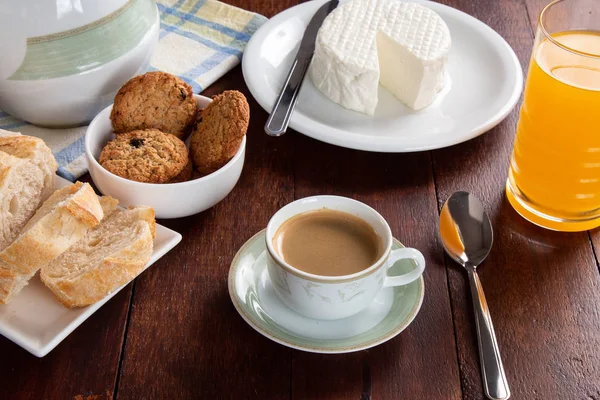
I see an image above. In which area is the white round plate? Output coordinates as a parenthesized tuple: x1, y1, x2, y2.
(243, 0, 523, 152)
(228, 230, 424, 353)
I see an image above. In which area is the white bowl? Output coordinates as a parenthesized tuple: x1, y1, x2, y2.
(85, 95, 246, 219)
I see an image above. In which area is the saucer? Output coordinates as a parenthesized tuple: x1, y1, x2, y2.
(228, 230, 425, 353)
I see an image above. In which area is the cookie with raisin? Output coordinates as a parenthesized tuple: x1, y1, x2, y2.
(110, 71, 196, 139)
(99, 129, 188, 183)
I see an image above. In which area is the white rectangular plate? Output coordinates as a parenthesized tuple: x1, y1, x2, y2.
(0, 176, 182, 357)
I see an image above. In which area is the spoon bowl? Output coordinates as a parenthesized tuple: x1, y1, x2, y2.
(440, 191, 493, 268)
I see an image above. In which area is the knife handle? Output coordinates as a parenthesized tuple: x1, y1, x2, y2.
(264, 56, 312, 137)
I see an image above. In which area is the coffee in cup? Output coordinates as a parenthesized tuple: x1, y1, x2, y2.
(272, 209, 383, 276)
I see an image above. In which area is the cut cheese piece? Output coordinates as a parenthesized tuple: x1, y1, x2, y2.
(309, 0, 451, 115)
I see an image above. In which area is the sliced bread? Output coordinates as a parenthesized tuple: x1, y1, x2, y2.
(0, 151, 45, 252)
(0, 182, 104, 303)
(41, 206, 155, 308)
(0, 130, 58, 201)
(99, 195, 120, 216)
(0, 129, 20, 138)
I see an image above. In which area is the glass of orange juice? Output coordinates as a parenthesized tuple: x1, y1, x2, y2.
(506, 0, 600, 231)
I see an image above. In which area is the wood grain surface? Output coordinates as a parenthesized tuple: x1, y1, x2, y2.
(0, 288, 131, 400)
(114, 72, 294, 400)
(290, 139, 461, 399)
(2, 1, 599, 399)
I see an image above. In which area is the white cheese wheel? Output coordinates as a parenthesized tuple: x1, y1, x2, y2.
(309, 0, 452, 115)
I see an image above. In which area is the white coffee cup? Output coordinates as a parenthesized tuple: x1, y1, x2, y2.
(265, 195, 426, 320)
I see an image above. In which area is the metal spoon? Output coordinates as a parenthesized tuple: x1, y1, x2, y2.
(439, 191, 510, 400)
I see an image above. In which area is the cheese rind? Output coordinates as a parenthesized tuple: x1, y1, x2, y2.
(309, 0, 451, 115)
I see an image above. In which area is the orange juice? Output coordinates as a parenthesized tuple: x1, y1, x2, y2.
(507, 30, 600, 231)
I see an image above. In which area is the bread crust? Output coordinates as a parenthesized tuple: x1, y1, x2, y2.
(99, 196, 120, 215)
(0, 151, 45, 252)
(0, 133, 57, 201)
(0, 129, 19, 137)
(126, 205, 156, 239)
(0, 182, 103, 304)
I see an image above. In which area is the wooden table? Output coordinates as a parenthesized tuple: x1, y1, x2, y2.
(3, 1, 600, 399)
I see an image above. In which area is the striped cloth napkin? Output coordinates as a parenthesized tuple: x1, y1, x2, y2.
(0, 0, 266, 181)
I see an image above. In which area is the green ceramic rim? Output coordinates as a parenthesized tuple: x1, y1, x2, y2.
(228, 229, 425, 353)
(9, 0, 157, 80)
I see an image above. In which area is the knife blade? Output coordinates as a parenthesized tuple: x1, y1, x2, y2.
(264, 0, 339, 137)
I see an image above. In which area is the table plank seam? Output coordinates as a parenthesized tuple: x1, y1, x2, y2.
(522, 0, 537, 38)
(288, 126, 297, 400)
(443, 253, 469, 400)
(112, 280, 137, 400)
(429, 150, 466, 400)
(292, 134, 297, 203)
(360, 360, 372, 400)
(588, 232, 600, 276)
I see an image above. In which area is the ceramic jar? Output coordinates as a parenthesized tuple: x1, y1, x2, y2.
(0, 0, 160, 127)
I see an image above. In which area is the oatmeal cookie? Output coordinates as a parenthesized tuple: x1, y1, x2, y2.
(168, 157, 193, 183)
(99, 129, 188, 183)
(110, 71, 196, 139)
(190, 90, 249, 175)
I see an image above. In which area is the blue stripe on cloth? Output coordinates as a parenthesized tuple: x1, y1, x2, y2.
(146, 63, 202, 92)
(159, 23, 242, 58)
(159, 0, 205, 40)
(228, 14, 267, 60)
(184, 51, 231, 81)
(160, 0, 201, 16)
(53, 135, 85, 167)
(0, 121, 27, 130)
(181, 14, 267, 82)
(57, 166, 76, 182)
(157, 3, 251, 42)
(189, 0, 206, 13)
(240, 14, 267, 40)
(161, 0, 187, 16)
(179, 75, 203, 93)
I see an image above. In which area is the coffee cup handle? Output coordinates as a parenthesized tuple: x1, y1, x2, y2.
(382, 248, 426, 287)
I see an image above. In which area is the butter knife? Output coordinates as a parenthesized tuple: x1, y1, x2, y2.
(264, 0, 339, 136)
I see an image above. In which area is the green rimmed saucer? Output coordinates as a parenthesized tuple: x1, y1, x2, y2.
(228, 230, 425, 354)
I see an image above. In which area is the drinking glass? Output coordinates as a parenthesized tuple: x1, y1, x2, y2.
(506, 0, 600, 231)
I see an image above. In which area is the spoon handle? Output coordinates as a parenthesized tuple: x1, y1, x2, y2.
(467, 269, 510, 400)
